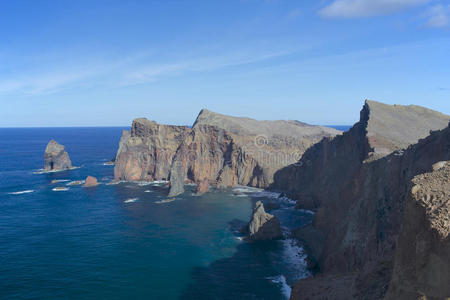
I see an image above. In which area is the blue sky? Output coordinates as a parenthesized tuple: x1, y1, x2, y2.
(0, 0, 449, 127)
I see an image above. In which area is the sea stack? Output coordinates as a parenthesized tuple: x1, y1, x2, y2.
(247, 201, 283, 241)
(43, 140, 72, 171)
(168, 159, 185, 197)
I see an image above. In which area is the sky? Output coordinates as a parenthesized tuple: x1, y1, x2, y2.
(0, 0, 449, 127)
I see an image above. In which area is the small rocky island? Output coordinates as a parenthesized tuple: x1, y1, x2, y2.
(245, 201, 283, 241)
(43, 140, 72, 171)
(83, 176, 98, 187)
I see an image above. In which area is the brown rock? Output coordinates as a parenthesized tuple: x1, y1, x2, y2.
(195, 178, 210, 195)
(114, 110, 341, 191)
(83, 176, 98, 187)
(385, 163, 450, 299)
(285, 101, 450, 300)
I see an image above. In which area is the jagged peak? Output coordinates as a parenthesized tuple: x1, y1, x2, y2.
(45, 139, 65, 153)
(132, 117, 156, 125)
(355, 99, 450, 158)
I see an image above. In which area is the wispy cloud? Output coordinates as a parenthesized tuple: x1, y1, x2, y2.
(425, 4, 450, 27)
(0, 49, 293, 95)
(122, 50, 293, 85)
(319, 0, 430, 18)
(0, 65, 108, 95)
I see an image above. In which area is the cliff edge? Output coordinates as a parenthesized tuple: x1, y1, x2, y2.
(281, 101, 450, 300)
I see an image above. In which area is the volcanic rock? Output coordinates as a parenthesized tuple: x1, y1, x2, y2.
(247, 201, 283, 241)
(195, 178, 210, 195)
(282, 101, 450, 300)
(82, 176, 98, 187)
(43, 140, 72, 171)
(114, 110, 341, 193)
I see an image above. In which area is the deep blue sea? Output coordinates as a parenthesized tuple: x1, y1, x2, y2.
(0, 127, 315, 300)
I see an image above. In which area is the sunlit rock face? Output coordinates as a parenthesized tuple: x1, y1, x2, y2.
(44, 139, 72, 171)
(114, 109, 340, 196)
(247, 201, 283, 241)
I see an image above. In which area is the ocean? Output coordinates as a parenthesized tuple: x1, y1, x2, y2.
(0, 127, 314, 299)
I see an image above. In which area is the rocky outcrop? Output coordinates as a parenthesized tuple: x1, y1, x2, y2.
(83, 176, 98, 187)
(280, 101, 450, 300)
(43, 140, 72, 171)
(247, 201, 283, 241)
(195, 178, 210, 195)
(385, 162, 450, 300)
(114, 110, 341, 196)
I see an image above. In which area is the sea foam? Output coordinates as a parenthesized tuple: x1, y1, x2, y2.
(8, 190, 35, 195)
(124, 198, 138, 203)
(155, 198, 176, 204)
(268, 275, 291, 300)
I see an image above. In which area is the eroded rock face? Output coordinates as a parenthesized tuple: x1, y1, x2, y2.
(284, 101, 450, 300)
(44, 140, 72, 171)
(114, 110, 341, 196)
(385, 163, 450, 300)
(83, 176, 98, 187)
(247, 201, 283, 241)
(195, 178, 210, 195)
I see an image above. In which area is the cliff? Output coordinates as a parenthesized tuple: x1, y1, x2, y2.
(279, 101, 450, 300)
(43, 139, 72, 171)
(385, 162, 450, 299)
(114, 110, 341, 196)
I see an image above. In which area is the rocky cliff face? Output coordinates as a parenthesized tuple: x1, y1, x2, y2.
(43, 139, 72, 171)
(385, 162, 450, 300)
(114, 110, 340, 196)
(280, 101, 450, 300)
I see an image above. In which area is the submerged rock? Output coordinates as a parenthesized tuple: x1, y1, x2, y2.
(247, 201, 283, 241)
(43, 140, 72, 171)
(82, 176, 98, 187)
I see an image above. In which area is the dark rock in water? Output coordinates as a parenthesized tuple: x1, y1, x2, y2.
(278, 192, 287, 198)
(262, 201, 280, 211)
(247, 201, 283, 241)
(44, 140, 72, 171)
(195, 178, 210, 195)
(82, 176, 98, 187)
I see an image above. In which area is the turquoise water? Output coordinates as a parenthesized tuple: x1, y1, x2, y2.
(0, 128, 312, 299)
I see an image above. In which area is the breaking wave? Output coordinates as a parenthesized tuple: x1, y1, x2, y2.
(8, 190, 35, 195)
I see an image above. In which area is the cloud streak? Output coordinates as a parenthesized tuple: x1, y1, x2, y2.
(319, 0, 430, 18)
(0, 49, 293, 96)
(425, 4, 450, 28)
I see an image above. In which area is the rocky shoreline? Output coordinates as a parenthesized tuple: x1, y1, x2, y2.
(111, 100, 450, 300)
